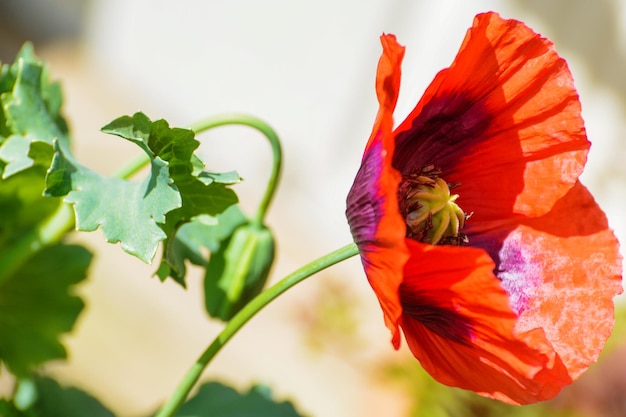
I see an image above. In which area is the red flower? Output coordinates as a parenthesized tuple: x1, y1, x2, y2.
(346, 12, 622, 404)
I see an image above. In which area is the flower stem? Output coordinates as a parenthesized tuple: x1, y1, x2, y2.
(188, 114, 282, 226)
(154, 242, 359, 417)
(112, 152, 150, 179)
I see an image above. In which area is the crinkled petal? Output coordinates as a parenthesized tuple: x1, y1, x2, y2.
(400, 239, 572, 404)
(346, 34, 408, 347)
(498, 181, 623, 379)
(392, 12, 589, 229)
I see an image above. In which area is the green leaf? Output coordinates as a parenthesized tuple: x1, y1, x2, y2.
(0, 244, 91, 377)
(0, 399, 31, 417)
(197, 170, 241, 186)
(45, 139, 181, 262)
(0, 133, 55, 179)
(28, 376, 115, 417)
(45, 112, 238, 266)
(0, 43, 68, 177)
(0, 377, 114, 417)
(0, 135, 34, 177)
(157, 204, 247, 286)
(173, 382, 304, 417)
(100, 113, 240, 222)
(0, 162, 60, 248)
(101, 112, 239, 279)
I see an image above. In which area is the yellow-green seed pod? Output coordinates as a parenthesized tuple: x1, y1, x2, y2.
(204, 223, 275, 321)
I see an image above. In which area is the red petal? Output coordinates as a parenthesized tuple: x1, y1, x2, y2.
(500, 182, 623, 379)
(364, 34, 405, 153)
(400, 239, 572, 404)
(393, 12, 589, 230)
(346, 34, 408, 347)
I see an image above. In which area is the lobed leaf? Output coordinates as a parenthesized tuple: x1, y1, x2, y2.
(0, 400, 29, 417)
(102, 112, 239, 282)
(157, 204, 247, 286)
(28, 377, 115, 417)
(0, 43, 68, 177)
(45, 140, 181, 263)
(0, 160, 60, 248)
(100, 113, 240, 223)
(0, 44, 68, 251)
(0, 244, 91, 377)
(46, 112, 239, 270)
(173, 381, 304, 417)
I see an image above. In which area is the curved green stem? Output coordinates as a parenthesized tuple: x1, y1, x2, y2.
(188, 114, 282, 226)
(112, 152, 150, 179)
(154, 242, 359, 417)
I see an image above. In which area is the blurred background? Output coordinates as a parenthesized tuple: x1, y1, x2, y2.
(1, 0, 625, 416)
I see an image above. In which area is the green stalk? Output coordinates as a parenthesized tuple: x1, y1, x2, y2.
(188, 114, 282, 226)
(111, 152, 150, 179)
(154, 242, 359, 417)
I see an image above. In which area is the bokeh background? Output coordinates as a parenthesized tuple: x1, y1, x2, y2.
(1, 0, 625, 416)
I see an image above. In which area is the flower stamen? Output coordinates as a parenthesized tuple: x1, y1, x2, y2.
(399, 166, 468, 245)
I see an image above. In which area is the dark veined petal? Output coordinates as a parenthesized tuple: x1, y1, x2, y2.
(346, 34, 408, 347)
(392, 12, 589, 231)
(400, 239, 572, 404)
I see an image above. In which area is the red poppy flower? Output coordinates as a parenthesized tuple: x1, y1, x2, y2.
(346, 12, 622, 404)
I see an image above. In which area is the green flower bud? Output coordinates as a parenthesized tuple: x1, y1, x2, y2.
(204, 223, 275, 321)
